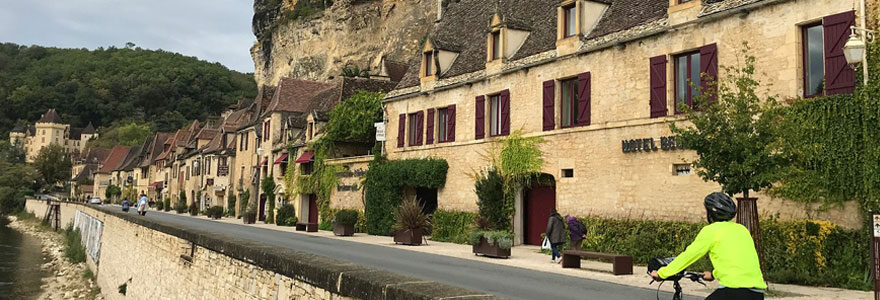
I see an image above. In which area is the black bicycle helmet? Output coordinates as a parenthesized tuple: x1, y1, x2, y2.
(704, 192, 736, 223)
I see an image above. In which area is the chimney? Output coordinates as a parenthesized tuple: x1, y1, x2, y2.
(436, 0, 445, 22)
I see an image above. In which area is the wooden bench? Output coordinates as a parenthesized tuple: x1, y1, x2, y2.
(295, 223, 318, 232)
(561, 250, 633, 275)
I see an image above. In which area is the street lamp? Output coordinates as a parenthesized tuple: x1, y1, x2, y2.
(843, 26, 876, 84)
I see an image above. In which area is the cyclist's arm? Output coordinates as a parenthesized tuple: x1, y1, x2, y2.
(657, 228, 712, 279)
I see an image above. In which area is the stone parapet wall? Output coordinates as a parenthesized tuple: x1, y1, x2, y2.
(25, 199, 494, 300)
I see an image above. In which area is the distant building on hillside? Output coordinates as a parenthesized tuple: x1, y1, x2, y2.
(9, 109, 98, 162)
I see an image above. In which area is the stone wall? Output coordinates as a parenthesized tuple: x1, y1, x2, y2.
(384, 0, 864, 229)
(327, 156, 371, 211)
(25, 200, 494, 300)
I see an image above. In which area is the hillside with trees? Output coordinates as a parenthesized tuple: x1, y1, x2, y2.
(0, 42, 258, 136)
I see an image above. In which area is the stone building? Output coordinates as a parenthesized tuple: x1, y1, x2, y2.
(9, 109, 98, 162)
(69, 147, 111, 200)
(93, 145, 131, 202)
(383, 0, 867, 245)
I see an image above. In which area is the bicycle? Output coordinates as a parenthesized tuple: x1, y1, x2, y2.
(647, 257, 706, 300)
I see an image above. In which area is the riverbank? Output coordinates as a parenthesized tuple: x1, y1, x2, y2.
(7, 215, 102, 300)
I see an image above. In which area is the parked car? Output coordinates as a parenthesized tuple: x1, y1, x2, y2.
(89, 198, 102, 205)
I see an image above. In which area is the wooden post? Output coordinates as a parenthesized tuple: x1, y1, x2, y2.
(736, 193, 763, 269)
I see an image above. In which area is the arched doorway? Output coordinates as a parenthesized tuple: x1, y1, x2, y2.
(522, 174, 556, 246)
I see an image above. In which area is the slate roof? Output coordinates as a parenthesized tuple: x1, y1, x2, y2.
(97, 146, 131, 174)
(37, 109, 64, 124)
(140, 132, 171, 168)
(265, 78, 336, 114)
(81, 147, 111, 165)
(266, 77, 398, 118)
(382, 59, 409, 83)
(72, 164, 99, 182)
(10, 124, 25, 133)
(118, 144, 145, 172)
(82, 123, 96, 134)
(396, 0, 674, 89)
(69, 127, 83, 140)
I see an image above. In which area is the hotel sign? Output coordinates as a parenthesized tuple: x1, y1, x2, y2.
(622, 136, 683, 153)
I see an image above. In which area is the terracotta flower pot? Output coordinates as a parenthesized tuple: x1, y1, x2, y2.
(393, 228, 423, 246)
(472, 237, 510, 259)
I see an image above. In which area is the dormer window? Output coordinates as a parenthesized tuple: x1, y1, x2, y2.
(563, 4, 576, 38)
(491, 31, 501, 60)
(424, 51, 434, 77)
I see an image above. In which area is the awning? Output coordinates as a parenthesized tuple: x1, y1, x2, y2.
(273, 153, 289, 165)
(295, 152, 315, 164)
(148, 182, 164, 190)
(257, 158, 268, 169)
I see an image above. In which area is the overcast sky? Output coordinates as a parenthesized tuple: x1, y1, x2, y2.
(0, 0, 256, 73)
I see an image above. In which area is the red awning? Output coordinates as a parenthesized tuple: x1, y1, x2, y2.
(295, 152, 315, 164)
(257, 158, 268, 169)
(273, 153, 289, 165)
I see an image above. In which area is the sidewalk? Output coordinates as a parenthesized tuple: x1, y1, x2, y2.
(166, 211, 869, 300)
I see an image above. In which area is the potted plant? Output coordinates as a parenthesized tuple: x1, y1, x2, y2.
(469, 230, 512, 258)
(469, 167, 512, 258)
(392, 197, 431, 245)
(242, 209, 256, 224)
(275, 204, 297, 227)
(333, 209, 358, 236)
(206, 206, 224, 220)
(188, 201, 198, 216)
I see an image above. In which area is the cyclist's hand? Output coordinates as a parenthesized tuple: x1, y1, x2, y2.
(650, 270, 662, 281)
(702, 271, 714, 281)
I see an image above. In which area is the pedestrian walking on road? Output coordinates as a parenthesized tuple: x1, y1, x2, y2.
(121, 199, 131, 212)
(546, 208, 565, 263)
(567, 216, 586, 250)
(137, 194, 148, 216)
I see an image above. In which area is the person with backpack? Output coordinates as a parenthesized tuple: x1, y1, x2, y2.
(567, 216, 586, 250)
(121, 199, 131, 212)
(545, 208, 566, 263)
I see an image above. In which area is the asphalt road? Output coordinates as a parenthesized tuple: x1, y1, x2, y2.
(100, 206, 701, 300)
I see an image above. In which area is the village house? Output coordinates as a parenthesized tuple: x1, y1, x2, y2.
(92, 145, 130, 202)
(382, 0, 865, 245)
(69, 147, 110, 200)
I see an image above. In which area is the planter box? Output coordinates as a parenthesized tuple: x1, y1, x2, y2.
(296, 223, 318, 232)
(472, 237, 510, 258)
(333, 223, 355, 236)
(393, 229, 423, 246)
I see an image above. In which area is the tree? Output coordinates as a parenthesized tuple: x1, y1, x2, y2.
(670, 44, 781, 200)
(261, 177, 276, 224)
(32, 144, 73, 189)
(324, 91, 385, 143)
(88, 122, 154, 148)
(105, 185, 121, 202)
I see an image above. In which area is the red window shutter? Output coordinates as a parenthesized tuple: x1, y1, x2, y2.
(475, 96, 485, 139)
(416, 111, 424, 145)
(650, 55, 668, 118)
(447, 105, 456, 142)
(500, 89, 510, 136)
(397, 114, 405, 148)
(542, 80, 555, 131)
(426, 108, 435, 145)
(699, 44, 718, 104)
(823, 11, 856, 95)
(577, 72, 591, 126)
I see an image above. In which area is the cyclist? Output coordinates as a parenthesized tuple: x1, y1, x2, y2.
(650, 192, 766, 300)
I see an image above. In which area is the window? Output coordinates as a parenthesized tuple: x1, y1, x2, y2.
(674, 51, 701, 112)
(437, 108, 449, 142)
(308, 123, 314, 140)
(560, 78, 579, 127)
(489, 95, 502, 136)
(563, 5, 577, 38)
(674, 164, 691, 176)
(186, 166, 190, 180)
(562, 169, 574, 178)
(803, 23, 824, 97)
(408, 113, 419, 146)
(301, 162, 313, 175)
(424, 52, 434, 77)
(206, 158, 211, 175)
(678, 0, 693, 3)
(491, 31, 501, 60)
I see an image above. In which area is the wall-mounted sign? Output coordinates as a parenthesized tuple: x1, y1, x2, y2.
(337, 169, 367, 178)
(622, 136, 683, 153)
(337, 184, 359, 191)
(375, 122, 386, 142)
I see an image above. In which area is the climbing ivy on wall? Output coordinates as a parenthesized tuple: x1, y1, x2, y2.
(364, 157, 449, 235)
(494, 130, 545, 231)
(289, 138, 340, 225)
(261, 177, 276, 224)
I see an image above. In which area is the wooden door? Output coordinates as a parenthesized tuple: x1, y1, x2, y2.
(308, 194, 318, 223)
(524, 184, 556, 245)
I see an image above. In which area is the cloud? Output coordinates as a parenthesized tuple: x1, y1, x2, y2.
(0, 0, 256, 73)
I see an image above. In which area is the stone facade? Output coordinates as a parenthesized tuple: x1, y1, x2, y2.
(10, 109, 97, 162)
(383, 0, 865, 232)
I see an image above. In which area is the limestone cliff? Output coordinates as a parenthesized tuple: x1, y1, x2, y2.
(251, 0, 437, 87)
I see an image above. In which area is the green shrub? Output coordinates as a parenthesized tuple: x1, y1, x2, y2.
(173, 200, 186, 214)
(431, 210, 475, 244)
(474, 168, 505, 230)
(154, 199, 164, 210)
(205, 206, 224, 219)
(163, 198, 171, 212)
(188, 201, 198, 216)
(275, 204, 297, 226)
(226, 193, 236, 217)
(62, 224, 86, 264)
(576, 216, 870, 290)
(365, 158, 448, 235)
(333, 209, 359, 226)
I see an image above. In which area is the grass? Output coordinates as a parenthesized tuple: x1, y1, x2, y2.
(62, 224, 86, 264)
